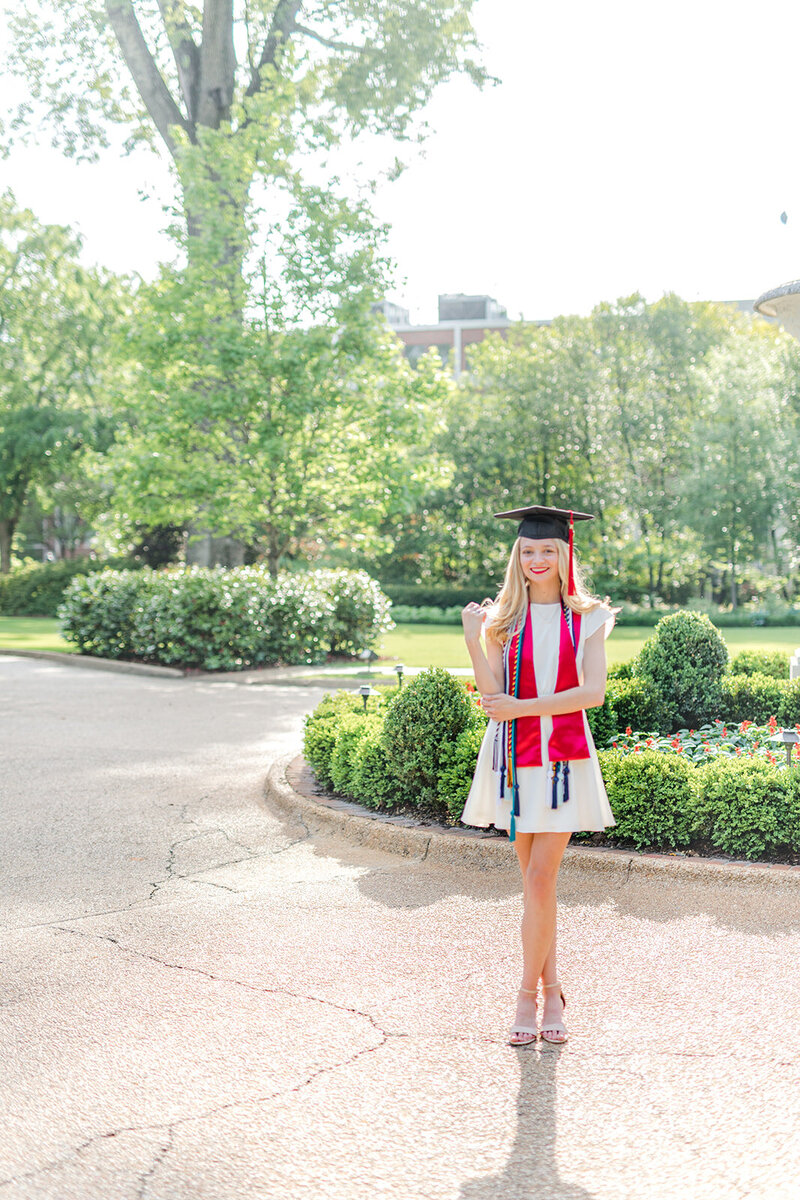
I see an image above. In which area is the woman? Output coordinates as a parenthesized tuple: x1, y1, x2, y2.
(460, 504, 616, 1047)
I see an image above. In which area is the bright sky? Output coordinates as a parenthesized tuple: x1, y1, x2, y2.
(3, 0, 800, 323)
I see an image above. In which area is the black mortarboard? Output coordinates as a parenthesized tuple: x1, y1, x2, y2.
(494, 504, 594, 594)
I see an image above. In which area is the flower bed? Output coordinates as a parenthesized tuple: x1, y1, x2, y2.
(304, 678, 800, 864)
(608, 717, 800, 766)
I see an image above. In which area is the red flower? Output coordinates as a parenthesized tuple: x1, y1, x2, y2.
(740, 720, 752, 733)
(768, 715, 778, 732)
(646, 738, 653, 746)
(625, 726, 632, 736)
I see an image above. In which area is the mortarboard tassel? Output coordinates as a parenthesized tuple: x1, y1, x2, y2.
(551, 761, 560, 810)
(568, 510, 575, 596)
(563, 761, 570, 803)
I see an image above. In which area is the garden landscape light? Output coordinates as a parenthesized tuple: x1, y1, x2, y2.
(394, 662, 405, 688)
(769, 727, 800, 768)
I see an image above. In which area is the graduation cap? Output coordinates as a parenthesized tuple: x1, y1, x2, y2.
(494, 504, 594, 595)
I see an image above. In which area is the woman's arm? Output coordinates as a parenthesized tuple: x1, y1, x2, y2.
(461, 603, 504, 696)
(481, 625, 608, 722)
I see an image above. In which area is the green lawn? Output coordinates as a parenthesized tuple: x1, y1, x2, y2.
(0, 617, 72, 653)
(379, 623, 800, 670)
(1, 616, 799, 670)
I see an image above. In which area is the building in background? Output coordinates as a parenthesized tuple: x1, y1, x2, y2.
(375, 294, 519, 378)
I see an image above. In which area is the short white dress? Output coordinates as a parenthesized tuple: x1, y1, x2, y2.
(460, 602, 617, 834)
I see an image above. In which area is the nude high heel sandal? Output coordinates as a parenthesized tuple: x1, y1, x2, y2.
(540, 981, 568, 1044)
(508, 986, 539, 1047)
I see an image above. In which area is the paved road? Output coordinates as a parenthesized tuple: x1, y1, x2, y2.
(2, 655, 799, 1200)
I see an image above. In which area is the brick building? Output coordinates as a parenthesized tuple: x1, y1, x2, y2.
(375, 294, 517, 378)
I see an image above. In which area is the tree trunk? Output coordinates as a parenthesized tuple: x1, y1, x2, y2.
(185, 528, 246, 567)
(0, 517, 16, 574)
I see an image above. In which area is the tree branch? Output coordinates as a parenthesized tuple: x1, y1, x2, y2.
(197, 0, 237, 127)
(156, 0, 200, 126)
(246, 0, 303, 97)
(292, 22, 362, 54)
(104, 0, 188, 155)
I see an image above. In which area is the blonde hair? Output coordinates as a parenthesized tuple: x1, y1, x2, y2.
(484, 538, 606, 647)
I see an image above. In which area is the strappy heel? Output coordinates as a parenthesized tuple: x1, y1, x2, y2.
(540, 981, 568, 1044)
(508, 986, 538, 1047)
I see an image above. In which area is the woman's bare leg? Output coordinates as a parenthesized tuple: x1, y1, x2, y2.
(513, 833, 561, 984)
(511, 831, 571, 1038)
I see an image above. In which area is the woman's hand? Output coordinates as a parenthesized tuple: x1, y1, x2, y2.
(461, 602, 485, 642)
(481, 693, 528, 722)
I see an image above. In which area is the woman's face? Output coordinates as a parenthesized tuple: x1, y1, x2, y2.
(519, 537, 560, 586)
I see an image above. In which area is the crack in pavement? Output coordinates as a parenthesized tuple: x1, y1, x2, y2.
(52, 924, 391, 1034)
(4, 830, 313, 933)
(136, 1128, 175, 1200)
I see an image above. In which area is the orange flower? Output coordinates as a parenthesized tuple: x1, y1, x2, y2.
(625, 726, 632, 736)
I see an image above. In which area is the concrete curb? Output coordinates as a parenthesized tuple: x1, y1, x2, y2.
(0, 649, 398, 686)
(264, 755, 800, 889)
(0, 648, 184, 678)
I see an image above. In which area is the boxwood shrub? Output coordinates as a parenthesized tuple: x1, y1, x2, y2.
(718, 673, 800, 727)
(729, 650, 789, 680)
(381, 668, 487, 812)
(597, 749, 694, 850)
(350, 720, 402, 811)
(330, 713, 377, 795)
(303, 690, 376, 789)
(436, 725, 487, 823)
(58, 566, 393, 670)
(636, 611, 729, 731)
(692, 757, 788, 860)
(592, 677, 667, 741)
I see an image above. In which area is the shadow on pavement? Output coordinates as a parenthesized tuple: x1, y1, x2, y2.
(459, 1047, 595, 1200)
(303, 824, 800, 938)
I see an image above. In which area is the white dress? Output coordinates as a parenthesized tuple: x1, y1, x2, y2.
(460, 602, 616, 834)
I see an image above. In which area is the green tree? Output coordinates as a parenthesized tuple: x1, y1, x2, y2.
(95, 263, 454, 573)
(591, 293, 729, 604)
(5, 1, 488, 561)
(0, 195, 121, 572)
(687, 320, 800, 607)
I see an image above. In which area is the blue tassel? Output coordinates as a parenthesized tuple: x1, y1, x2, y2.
(563, 762, 570, 804)
(513, 782, 520, 817)
(509, 810, 516, 843)
(551, 761, 560, 810)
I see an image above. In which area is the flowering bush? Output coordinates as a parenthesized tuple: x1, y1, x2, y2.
(59, 566, 393, 670)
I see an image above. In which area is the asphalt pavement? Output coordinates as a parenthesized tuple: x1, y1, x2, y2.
(1, 654, 799, 1200)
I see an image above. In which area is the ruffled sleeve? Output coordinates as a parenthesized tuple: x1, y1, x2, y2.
(583, 603, 616, 642)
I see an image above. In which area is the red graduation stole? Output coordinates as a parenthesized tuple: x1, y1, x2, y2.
(500, 602, 591, 841)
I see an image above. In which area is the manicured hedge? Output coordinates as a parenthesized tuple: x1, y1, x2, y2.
(58, 566, 393, 670)
(304, 671, 800, 862)
(596, 749, 694, 850)
(718, 673, 800, 726)
(303, 670, 485, 821)
(729, 650, 789, 679)
(693, 757, 800, 860)
(0, 557, 137, 617)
